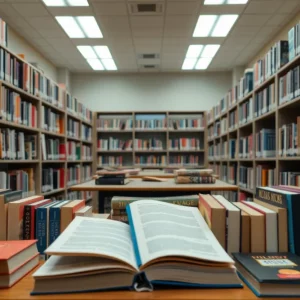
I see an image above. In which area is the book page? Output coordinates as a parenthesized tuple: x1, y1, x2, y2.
(46, 217, 138, 271)
(128, 200, 234, 267)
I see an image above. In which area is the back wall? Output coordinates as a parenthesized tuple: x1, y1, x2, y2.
(71, 72, 232, 112)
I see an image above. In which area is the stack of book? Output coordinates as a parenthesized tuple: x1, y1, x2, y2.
(0, 240, 39, 288)
(95, 170, 130, 185)
(110, 194, 199, 223)
(174, 169, 216, 184)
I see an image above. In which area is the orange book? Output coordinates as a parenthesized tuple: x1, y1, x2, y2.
(261, 169, 268, 186)
(0, 240, 37, 261)
(60, 200, 85, 232)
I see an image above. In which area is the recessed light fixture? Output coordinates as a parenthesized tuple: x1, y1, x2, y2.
(193, 14, 238, 37)
(77, 46, 118, 71)
(204, 0, 248, 4)
(181, 44, 220, 70)
(43, 0, 89, 6)
(55, 16, 102, 38)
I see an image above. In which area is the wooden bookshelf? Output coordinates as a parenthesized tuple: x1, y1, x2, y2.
(207, 52, 300, 201)
(95, 111, 207, 170)
(0, 42, 94, 201)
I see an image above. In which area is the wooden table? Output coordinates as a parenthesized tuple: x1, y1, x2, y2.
(71, 179, 237, 213)
(0, 265, 291, 300)
(129, 170, 175, 178)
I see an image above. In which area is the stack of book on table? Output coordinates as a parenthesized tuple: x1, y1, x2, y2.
(0, 240, 39, 288)
(31, 200, 242, 295)
(174, 169, 216, 184)
(110, 194, 199, 223)
(95, 170, 130, 185)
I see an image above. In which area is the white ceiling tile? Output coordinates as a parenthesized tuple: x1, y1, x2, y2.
(199, 5, 244, 14)
(266, 14, 290, 26)
(279, 0, 300, 13)
(36, 28, 67, 38)
(98, 16, 131, 37)
(230, 26, 261, 37)
(244, 0, 282, 14)
(166, 1, 199, 15)
(132, 28, 163, 38)
(236, 14, 271, 26)
(12, 3, 50, 17)
(26, 17, 60, 30)
(0, 3, 20, 17)
(164, 15, 196, 37)
(92, 2, 128, 15)
(130, 16, 164, 28)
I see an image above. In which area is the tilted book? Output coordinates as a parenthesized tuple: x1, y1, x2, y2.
(31, 201, 242, 295)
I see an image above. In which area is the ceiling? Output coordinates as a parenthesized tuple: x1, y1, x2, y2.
(0, 0, 299, 73)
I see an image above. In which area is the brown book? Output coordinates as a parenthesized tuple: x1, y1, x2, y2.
(176, 176, 215, 184)
(234, 202, 265, 252)
(175, 169, 213, 177)
(254, 198, 288, 252)
(60, 200, 85, 232)
(198, 194, 226, 248)
(96, 170, 129, 177)
(142, 176, 168, 182)
(297, 117, 300, 156)
(240, 211, 250, 253)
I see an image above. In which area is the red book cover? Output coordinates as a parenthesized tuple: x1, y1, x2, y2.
(59, 168, 65, 188)
(59, 143, 66, 160)
(0, 240, 37, 260)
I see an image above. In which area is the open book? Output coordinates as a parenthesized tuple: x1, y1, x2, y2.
(31, 200, 242, 295)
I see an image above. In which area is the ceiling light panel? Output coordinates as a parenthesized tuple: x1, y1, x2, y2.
(193, 14, 238, 37)
(43, 0, 89, 6)
(56, 16, 103, 38)
(77, 46, 118, 71)
(204, 0, 248, 4)
(182, 44, 220, 70)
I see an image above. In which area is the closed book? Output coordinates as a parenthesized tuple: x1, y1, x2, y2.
(95, 177, 130, 185)
(7, 195, 44, 240)
(233, 252, 300, 297)
(75, 206, 93, 217)
(199, 194, 226, 249)
(240, 211, 250, 253)
(242, 201, 278, 252)
(175, 176, 216, 184)
(23, 199, 52, 240)
(60, 200, 85, 233)
(111, 195, 199, 210)
(256, 186, 300, 254)
(213, 195, 240, 253)
(174, 169, 213, 177)
(0, 190, 23, 240)
(233, 202, 265, 252)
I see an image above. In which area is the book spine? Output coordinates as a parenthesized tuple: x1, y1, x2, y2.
(22, 205, 31, 240)
(36, 208, 47, 254)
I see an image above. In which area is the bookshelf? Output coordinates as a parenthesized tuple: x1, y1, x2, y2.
(95, 111, 206, 170)
(207, 49, 300, 201)
(0, 43, 94, 203)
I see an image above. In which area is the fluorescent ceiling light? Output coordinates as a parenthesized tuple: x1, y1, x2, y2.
(87, 59, 104, 70)
(227, 0, 248, 3)
(204, 0, 248, 4)
(212, 15, 238, 37)
(193, 15, 217, 37)
(43, 0, 89, 6)
(77, 46, 97, 59)
(77, 17, 103, 38)
(201, 45, 220, 58)
(195, 58, 213, 70)
(94, 46, 112, 59)
(102, 59, 117, 70)
(56, 17, 84, 38)
(182, 58, 197, 70)
(186, 45, 203, 58)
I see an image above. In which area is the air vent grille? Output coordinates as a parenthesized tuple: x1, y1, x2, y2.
(144, 65, 156, 68)
(137, 4, 156, 12)
(129, 2, 164, 15)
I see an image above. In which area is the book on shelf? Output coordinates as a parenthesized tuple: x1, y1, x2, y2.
(255, 129, 276, 158)
(256, 165, 275, 187)
(67, 164, 81, 187)
(42, 168, 65, 193)
(221, 140, 228, 159)
(213, 121, 220, 137)
(169, 154, 200, 166)
(229, 139, 238, 159)
(229, 109, 238, 130)
(135, 155, 166, 166)
(81, 144, 92, 161)
(280, 172, 300, 186)
(221, 164, 227, 182)
(60, 200, 85, 233)
(220, 117, 227, 135)
(0, 240, 39, 288)
(98, 138, 133, 151)
(253, 198, 288, 252)
(134, 138, 163, 150)
(254, 83, 275, 118)
(41, 106, 64, 134)
(0, 86, 37, 127)
(98, 155, 124, 167)
(238, 191, 252, 202)
(135, 114, 166, 130)
(175, 176, 216, 184)
(239, 134, 253, 159)
(233, 252, 300, 297)
(228, 164, 237, 184)
(168, 115, 205, 130)
(67, 141, 80, 161)
(278, 121, 299, 157)
(67, 118, 80, 139)
(235, 69, 253, 100)
(81, 124, 92, 141)
(41, 134, 65, 161)
(288, 21, 300, 62)
(169, 138, 202, 151)
(31, 201, 242, 295)
(239, 97, 253, 125)
(0, 129, 37, 160)
(97, 115, 133, 130)
(239, 166, 254, 191)
(75, 206, 93, 217)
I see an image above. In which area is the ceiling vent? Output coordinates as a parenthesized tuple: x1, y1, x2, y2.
(129, 2, 164, 15)
(138, 53, 160, 59)
(139, 64, 160, 71)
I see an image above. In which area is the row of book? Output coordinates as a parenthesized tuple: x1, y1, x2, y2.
(235, 69, 254, 101)
(288, 21, 300, 62)
(135, 155, 166, 166)
(278, 122, 299, 157)
(0, 86, 38, 127)
(254, 83, 275, 118)
(169, 155, 201, 166)
(168, 138, 203, 150)
(221, 141, 228, 159)
(255, 129, 276, 158)
(66, 142, 92, 161)
(97, 138, 132, 151)
(175, 169, 215, 185)
(41, 106, 63, 134)
(220, 117, 227, 135)
(239, 134, 253, 159)
(253, 41, 289, 87)
(228, 164, 237, 184)
(66, 94, 93, 123)
(134, 138, 163, 150)
(42, 168, 65, 192)
(239, 166, 254, 191)
(0, 168, 35, 197)
(41, 134, 65, 160)
(81, 124, 92, 142)
(97, 155, 124, 167)
(168, 117, 205, 129)
(229, 139, 238, 159)
(239, 97, 253, 125)
(280, 171, 300, 186)
(256, 165, 276, 187)
(0, 129, 37, 160)
(229, 109, 238, 130)
(67, 118, 80, 139)
(97, 117, 133, 130)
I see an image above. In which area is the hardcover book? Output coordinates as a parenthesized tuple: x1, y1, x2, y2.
(233, 252, 300, 297)
(31, 201, 242, 295)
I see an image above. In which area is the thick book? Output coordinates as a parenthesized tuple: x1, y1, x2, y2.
(174, 169, 213, 176)
(175, 176, 216, 184)
(111, 195, 199, 209)
(31, 201, 242, 295)
(95, 177, 130, 185)
(60, 200, 85, 232)
(233, 252, 300, 297)
(254, 198, 288, 252)
(256, 186, 300, 254)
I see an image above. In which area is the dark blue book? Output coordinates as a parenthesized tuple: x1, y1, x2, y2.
(233, 252, 300, 297)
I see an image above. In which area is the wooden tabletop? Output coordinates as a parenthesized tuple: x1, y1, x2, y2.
(130, 170, 175, 178)
(0, 265, 291, 300)
(70, 179, 237, 192)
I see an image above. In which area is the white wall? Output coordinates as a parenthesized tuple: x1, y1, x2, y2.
(71, 72, 232, 112)
(8, 28, 58, 82)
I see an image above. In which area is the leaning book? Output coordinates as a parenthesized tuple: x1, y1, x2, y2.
(31, 200, 242, 295)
